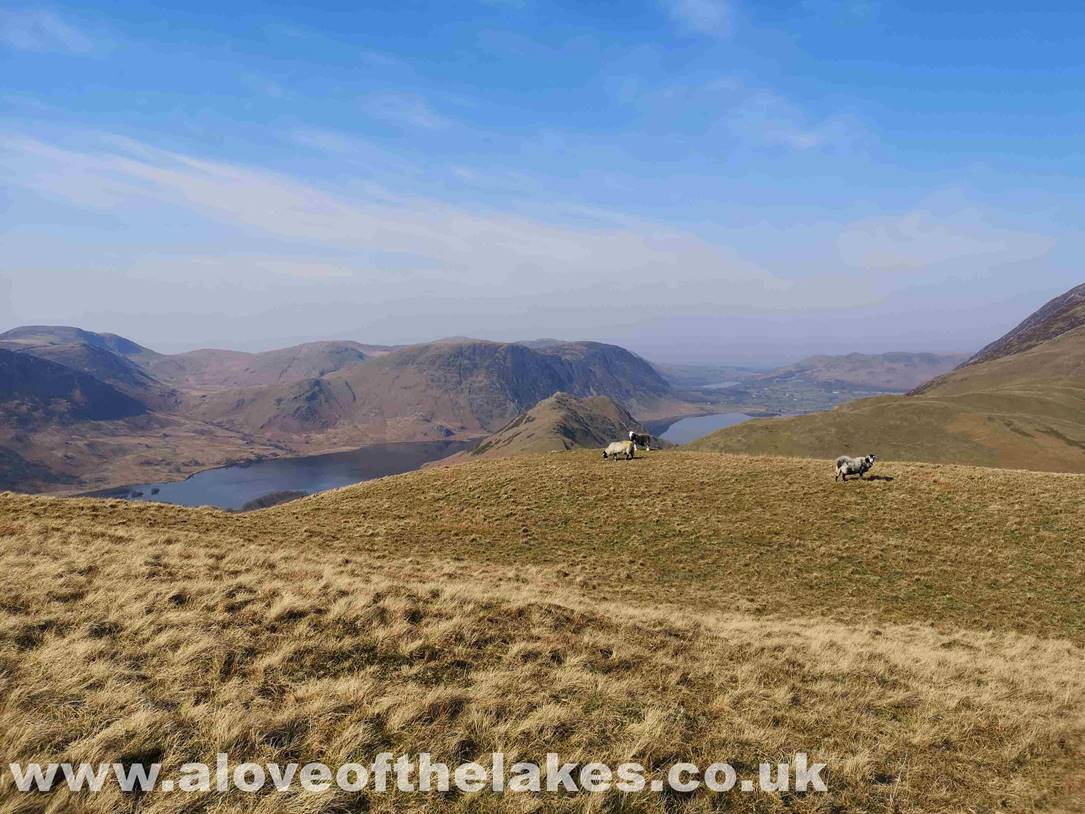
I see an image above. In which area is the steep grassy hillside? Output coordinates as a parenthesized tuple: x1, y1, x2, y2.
(464, 392, 644, 458)
(693, 284, 1085, 472)
(1, 452, 1083, 812)
(964, 281, 1085, 366)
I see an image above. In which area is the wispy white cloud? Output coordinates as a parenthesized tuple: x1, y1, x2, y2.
(0, 132, 804, 313)
(0, 8, 95, 54)
(660, 0, 733, 37)
(361, 93, 453, 131)
(624, 76, 861, 152)
(836, 206, 1055, 272)
(125, 253, 357, 281)
(3, 134, 1071, 354)
(239, 74, 286, 100)
(726, 90, 861, 152)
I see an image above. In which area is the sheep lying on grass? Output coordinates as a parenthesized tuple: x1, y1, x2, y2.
(603, 440, 635, 460)
(835, 454, 877, 481)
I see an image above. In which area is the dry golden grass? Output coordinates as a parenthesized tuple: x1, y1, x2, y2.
(1, 450, 1084, 813)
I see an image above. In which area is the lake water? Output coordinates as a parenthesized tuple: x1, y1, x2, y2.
(699, 380, 741, 390)
(91, 439, 478, 510)
(657, 412, 754, 445)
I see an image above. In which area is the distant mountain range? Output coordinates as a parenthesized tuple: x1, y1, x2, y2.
(692, 282, 1085, 472)
(0, 328, 690, 491)
(657, 351, 967, 414)
(758, 351, 969, 392)
(1, 318, 1019, 491)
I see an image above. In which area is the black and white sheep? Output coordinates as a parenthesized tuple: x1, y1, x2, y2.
(835, 454, 877, 481)
(628, 431, 652, 451)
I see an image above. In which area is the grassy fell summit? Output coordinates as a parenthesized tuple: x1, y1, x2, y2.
(2, 452, 1084, 813)
(691, 282, 1085, 472)
(463, 392, 646, 458)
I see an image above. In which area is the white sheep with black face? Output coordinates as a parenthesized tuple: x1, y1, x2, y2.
(835, 454, 877, 481)
(603, 440, 635, 460)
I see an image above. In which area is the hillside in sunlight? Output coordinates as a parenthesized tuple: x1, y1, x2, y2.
(2, 450, 1083, 812)
(0, 328, 697, 493)
(461, 392, 645, 459)
(690, 282, 1085, 472)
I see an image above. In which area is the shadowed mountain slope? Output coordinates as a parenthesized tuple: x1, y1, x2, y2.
(0, 348, 148, 424)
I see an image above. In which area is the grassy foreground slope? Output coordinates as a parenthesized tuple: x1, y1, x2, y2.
(2, 451, 1084, 812)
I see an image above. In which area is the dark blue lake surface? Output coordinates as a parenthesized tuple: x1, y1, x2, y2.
(92, 439, 477, 510)
(657, 412, 754, 444)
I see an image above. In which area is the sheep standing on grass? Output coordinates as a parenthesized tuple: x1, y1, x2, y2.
(628, 431, 652, 451)
(835, 454, 877, 481)
(603, 440, 635, 460)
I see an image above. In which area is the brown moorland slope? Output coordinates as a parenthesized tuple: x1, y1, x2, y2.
(0, 329, 694, 492)
(1, 451, 1083, 812)
(189, 339, 691, 448)
(691, 283, 1085, 472)
(464, 392, 646, 458)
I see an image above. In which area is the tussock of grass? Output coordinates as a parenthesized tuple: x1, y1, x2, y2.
(2, 450, 1084, 812)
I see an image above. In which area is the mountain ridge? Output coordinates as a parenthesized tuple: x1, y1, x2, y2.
(690, 282, 1085, 472)
(0, 327, 693, 491)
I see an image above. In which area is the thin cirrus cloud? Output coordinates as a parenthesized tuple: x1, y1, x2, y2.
(360, 92, 454, 131)
(836, 208, 1056, 273)
(1, 133, 799, 310)
(660, 0, 733, 37)
(0, 8, 95, 54)
(627, 78, 861, 153)
(726, 91, 860, 152)
(2, 134, 1067, 351)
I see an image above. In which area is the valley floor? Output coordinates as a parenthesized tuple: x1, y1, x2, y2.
(1, 451, 1083, 812)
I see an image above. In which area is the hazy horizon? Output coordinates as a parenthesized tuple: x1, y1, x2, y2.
(3, 2, 1083, 365)
(0, 316, 982, 368)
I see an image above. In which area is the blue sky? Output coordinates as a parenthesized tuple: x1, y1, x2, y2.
(2, 1, 1083, 363)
